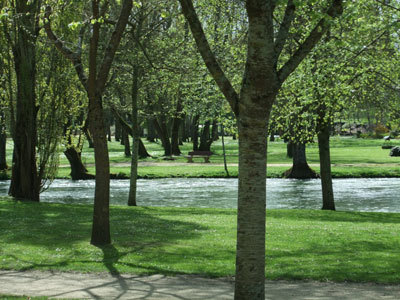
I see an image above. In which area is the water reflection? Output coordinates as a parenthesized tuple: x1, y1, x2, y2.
(0, 178, 399, 212)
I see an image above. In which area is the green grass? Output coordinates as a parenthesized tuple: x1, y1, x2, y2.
(0, 296, 58, 300)
(2, 136, 400, 179)
(1, 197, 399, 283)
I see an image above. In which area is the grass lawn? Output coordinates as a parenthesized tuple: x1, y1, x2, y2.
(1, 197, 399, 283)
(2, 136, 400, 179)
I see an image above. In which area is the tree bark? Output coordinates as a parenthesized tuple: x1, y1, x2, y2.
(123, 129, 131, 157)
(191, 115, 200, 151)
(128, 62, 140, 206)
(152, 118, 172, 156)
(199, 120, 211, 151)
(318, 123, 335, 210)
(171, 98, 183, 156)
(146, 119, 156, 142)
(0, 116, 7, 170)
(9, 0, 40, 201)
(235, 118, 269, 300)
(284, 143, 318, 179)
(64, 147, 95, 180)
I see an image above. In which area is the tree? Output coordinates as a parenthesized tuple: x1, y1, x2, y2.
(179, 0, 343, 299)
(44, 0, 133, 245)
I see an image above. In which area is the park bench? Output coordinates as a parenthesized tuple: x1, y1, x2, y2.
(185, 151, 213, 163)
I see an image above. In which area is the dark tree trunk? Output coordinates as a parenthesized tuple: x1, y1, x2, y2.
(84, 126, 94, 148)
(107, 124, 112, 142)
(318, 123, 335, 210)
(199, 120, 217, 151)
(0, 117, 7, 170)
(191, 115, 200, 151)
(64, 147, 95, 180)
(115, 119, 121, 142)
(286, 141, 293, 158)
(199, 120, 211, 151)
(153, 118, 172, 156)
(138, 139, 150, 158)
(146, 119, 156, 142)
(123, 129, 131, 157)
(284, 143, 318, 179)
(171, 98, 183, 156)
(9, 1, 40, 201)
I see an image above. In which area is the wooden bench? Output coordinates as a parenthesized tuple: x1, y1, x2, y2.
(185, 151, 213, 163)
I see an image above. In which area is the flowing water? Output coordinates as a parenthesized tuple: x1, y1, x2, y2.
(0, 178, 399, 212)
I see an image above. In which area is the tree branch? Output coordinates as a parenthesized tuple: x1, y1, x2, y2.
(96, 0, 133, 95)
(274, 0, 296, 61)
(43, 6, 88, 91)
(178, 0, 239, 116)
(278, 0, 343, 84)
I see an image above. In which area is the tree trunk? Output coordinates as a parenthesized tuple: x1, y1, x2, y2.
(284, 143, 318, 179)
(9, 1, 40, 201)
(146, 119, 156, 142)
(318, 123, 335, 210)
(115, 119, 121, 142)
(286, 141, 293, 158)
(191, 115, 200, 151)
(123, 130, 131, 157)
(64, 147, 95, 180)
(152, 118, 172, 156)
(199, 120, 211, 151)
(235, 119, 268, 300)
(171, 98, 183, 156)
(221, 124, 229, 177)
(89, 94, 111, 245)
(128, 63, 140, 206)
(0, 118, 7, 170)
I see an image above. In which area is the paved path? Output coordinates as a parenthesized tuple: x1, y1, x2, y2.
(1, 270, 399, 299)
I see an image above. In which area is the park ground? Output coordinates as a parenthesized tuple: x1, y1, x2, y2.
(1, 136, 400, 299)
(1, 270, 400, 299)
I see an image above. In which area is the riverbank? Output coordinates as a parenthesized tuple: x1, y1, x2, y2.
(1, 198, 399, 284)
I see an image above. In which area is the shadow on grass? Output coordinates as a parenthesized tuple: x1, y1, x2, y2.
(0, 199, 212, 275)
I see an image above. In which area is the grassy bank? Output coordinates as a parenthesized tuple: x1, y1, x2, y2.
(1, 136, 399, 179)
(1, 198, 399, 283)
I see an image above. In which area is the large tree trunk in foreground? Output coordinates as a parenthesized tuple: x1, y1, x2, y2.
(64, 147, 95, 180)
(284, 143, 318, 179)
(179, 1, 343, 299)
(318, 123, 335, 210)
(9, 0, 40, 201)
(235, 120, 268, 299)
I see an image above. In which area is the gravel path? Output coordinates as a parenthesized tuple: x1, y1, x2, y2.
(1, 270, 399, 299)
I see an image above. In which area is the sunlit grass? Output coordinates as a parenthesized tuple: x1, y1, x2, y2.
(1, 198, 400, 283)
(3, 136, 400, 179)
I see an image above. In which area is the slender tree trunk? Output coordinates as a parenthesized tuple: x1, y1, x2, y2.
(123, 130, 131, 157)
(9, 1, 40, 201)
(235, 119, 268, 300)
(89, 94, 111, 245)
(318, 123, 335, 210)
(64, 147, 95, 180)
(192, 115, 200, 151)
(286, 141, 293, 158)
(221, 124, 229, 177)
(128, 64, 140, 206)
(284, 143, 318, 179)
(171, 98, 183, 156)
(0, 114, 7, 170)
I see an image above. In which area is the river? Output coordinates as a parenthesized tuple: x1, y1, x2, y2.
(1, 178, 399, 212)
